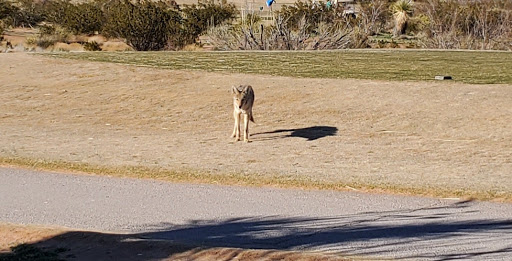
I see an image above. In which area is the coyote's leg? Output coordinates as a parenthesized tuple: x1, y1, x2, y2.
(232, 110, 241, 141)
(243, 113, 250, 142)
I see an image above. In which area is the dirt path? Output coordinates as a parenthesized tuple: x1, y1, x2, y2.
(1, 53, 511, 199)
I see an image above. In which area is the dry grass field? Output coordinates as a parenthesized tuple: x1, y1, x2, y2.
(1, 52, 511, 201)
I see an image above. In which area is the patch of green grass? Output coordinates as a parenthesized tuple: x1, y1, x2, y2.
(42, 50, 512, 84)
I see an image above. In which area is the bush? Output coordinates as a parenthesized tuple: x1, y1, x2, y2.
(208, 0, 375, 50)
(183, 0, 237, 31)
(166, 6, 188, 50)
(26, 23, 69, 48)
(0, 0, 46, 27)
(207, 16, 353, 50)
(357, 0, 390, 36)
(179, 0, 236, 46)
(84, 40, 102, 51)
(44, 0, 103, 35)
(416, 0, 512, 50)
(0, 21, 4, 42)
(103, 0, 173, 51)
(0, 0, 18, 27)
(277, 1, 340, 34)
(102, 0, 236, 50)
(242, 13, 262, 26)
(0, 0, 16, 20)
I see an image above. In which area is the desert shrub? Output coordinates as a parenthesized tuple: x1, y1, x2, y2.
(84, 40, 102, 51)
(166, 7, 189, 50)
(406, 13, 428, 34)
(417, 0, 512, 50)
(69, 1, 104, 34)
(0, 21, 4, 41)
(277, 0, 340, 34)
(26, 35, 53, 48)
(0, 0, 18, 27)
(357, 0, 390, 36)
(0, 0, 45, 27)
(207, 15, 353, 50)
(271, 0, 380, 48)
(344, 0, 391, 48)
(42, 0, 73, 24)
(209, 0, 376, 50)
(103, 0, 173, 51)
(42, 0, 230, 50)
(179, 0, 236, 45)
(16, 0, 46, 26)
(44, 0, 103, 35)
(182, 0, 237, 33)
(0, 0, 16, 20)
(242, 12, 262, 25)
(26, 23, 69, 48)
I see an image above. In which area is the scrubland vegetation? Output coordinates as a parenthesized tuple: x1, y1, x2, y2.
(0, 0, 511, 51)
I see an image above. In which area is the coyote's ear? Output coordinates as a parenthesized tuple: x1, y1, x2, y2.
(231, 85, 240, 94)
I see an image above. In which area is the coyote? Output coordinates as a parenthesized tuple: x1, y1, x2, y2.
(231, 85, 255, 142)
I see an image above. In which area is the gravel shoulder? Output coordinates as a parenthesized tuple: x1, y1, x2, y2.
(1, 53, 511, 200)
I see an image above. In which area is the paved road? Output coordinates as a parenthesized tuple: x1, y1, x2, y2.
(1, 167, 512, 260)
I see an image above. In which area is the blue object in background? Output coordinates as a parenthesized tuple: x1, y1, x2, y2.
(266, 0, 274, 7)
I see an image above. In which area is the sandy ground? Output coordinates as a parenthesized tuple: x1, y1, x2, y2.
(1, 28, 132, 52)
(0, 53, 511, 199)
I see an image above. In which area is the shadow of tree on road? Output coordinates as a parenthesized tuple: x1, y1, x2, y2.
(253, 126, 338, 141)
(3, 201, 512, 260)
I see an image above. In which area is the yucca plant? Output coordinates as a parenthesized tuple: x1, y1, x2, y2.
(390, 0, 413, 36)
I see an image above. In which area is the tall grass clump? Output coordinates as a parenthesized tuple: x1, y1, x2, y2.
(416, 0, 512, 50)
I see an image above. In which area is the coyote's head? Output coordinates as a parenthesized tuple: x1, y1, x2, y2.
(231, 85, 251, 110)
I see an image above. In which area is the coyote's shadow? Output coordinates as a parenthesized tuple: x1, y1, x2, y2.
(253, 126, 338, 141)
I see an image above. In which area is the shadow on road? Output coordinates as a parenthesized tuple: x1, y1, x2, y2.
(253, 126, 338, 141)
(3, 201, 512, 260)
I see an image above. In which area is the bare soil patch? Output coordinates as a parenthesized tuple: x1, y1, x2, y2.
(1, 53, 511, 200)
(1, 28, 132, 52)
